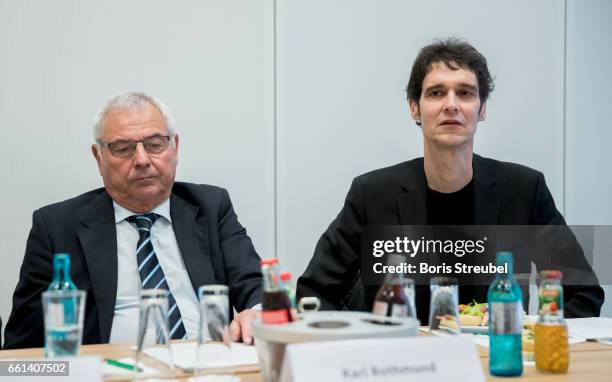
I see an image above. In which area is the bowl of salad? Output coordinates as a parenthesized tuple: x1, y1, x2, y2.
(458, 301, 488, 333)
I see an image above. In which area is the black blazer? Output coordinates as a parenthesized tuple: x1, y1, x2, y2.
(297, 154, 604, 323)
(4, 182, 263, 349)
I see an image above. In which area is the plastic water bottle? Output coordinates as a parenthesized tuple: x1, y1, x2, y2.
(488, 252, 523, 376)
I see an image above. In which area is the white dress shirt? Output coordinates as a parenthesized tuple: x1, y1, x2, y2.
(109, 198, 200, 343)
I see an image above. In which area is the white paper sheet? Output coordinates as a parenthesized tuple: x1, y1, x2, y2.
(420, 325, 587, 347)
(142, 342, 258, 371)
(187, 376, 241, 382)
(566, 317, 612, 339)
(471, 333, 583, 369)
(471, 334, 585, 348)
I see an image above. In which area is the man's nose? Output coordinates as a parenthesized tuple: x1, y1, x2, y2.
(443, 93, 459, 113)
(133, 142, 151, 166)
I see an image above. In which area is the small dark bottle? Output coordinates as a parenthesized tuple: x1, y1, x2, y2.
(261, 258, 293, 324)
(372, 254, 408, 318)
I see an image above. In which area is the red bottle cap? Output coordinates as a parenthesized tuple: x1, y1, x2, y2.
(260, 258, 279, 266)
(542, 270, 563, 279)
(280, 272, 292, 282)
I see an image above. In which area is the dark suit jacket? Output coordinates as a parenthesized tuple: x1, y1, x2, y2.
(297, 154, 604, 324)
(3, 182, 263, 349)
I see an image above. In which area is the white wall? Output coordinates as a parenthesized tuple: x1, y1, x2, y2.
(0, 0, 275, 325)
(565, 0, 612, 316)
(276, 0, 566, 296)
(1, 0, 610, 329)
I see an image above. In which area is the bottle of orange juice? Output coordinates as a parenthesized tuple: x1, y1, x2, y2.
(534, 270, 569, 373)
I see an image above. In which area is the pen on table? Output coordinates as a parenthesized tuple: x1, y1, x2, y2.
(104, 358, 143, 372)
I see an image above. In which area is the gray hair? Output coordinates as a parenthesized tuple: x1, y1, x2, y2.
(93, 91, 176, 141)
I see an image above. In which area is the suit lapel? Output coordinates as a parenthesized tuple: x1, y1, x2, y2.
(77, 192, 117, 343)
(396, 155, 501, 225)
(473, 154, 501, 224)
(170, 194, 215, 292)
(397, 158, 427, 225)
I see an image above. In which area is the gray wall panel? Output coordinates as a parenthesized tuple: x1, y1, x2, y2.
(566, 0, 612, 316)
(276, 0, 566, 294)
(0, 0, 275, 327)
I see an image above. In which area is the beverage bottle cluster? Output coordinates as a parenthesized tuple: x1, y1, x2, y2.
(488, 251, 523, 377)
(534, 270, 569, 373)
(261, 258, 294, 324)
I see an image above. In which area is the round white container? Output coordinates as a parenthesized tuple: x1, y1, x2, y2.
(252, 311, 419, 382)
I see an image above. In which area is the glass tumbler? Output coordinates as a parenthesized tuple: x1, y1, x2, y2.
(134, 289, 175, 379)
(401, 278, 417, 319)
(195, 285, 232, 376)
(42, 289, 86, 357)
(428, 277, 461, 334)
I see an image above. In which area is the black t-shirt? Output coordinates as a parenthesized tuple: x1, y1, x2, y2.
(423, 179, 484, 321)
(426, 180, 475, 225)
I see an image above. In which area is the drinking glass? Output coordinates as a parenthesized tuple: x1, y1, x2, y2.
(134, 289, 175, 379)
(401, 278, 417, 319)
(428, 277, 461, 334)
(195, 285, 231, 376)
(42, 290, 86, 357)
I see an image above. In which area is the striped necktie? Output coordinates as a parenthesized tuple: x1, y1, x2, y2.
(127, 213, 187, 339)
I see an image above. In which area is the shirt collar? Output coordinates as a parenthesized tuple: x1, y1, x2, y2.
(113, 197, 172, 224)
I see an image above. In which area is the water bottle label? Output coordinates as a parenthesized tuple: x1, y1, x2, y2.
(372, 301, 407, 318)
(47, 303, 65, 327)
(490, 302, 522, 334)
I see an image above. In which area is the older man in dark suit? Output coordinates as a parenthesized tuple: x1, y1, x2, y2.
(4, 92, 262, 349)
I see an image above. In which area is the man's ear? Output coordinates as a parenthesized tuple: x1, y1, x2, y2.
(173, 133, 179, 152)
(91, 144, 104, 177)
(409, 100, 421, 123)
(172, 134, 180, 165)
(91, 144, 101, 165)
(478, 102, 487, 121)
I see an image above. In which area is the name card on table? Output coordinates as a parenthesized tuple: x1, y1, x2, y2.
(279, 336, 485, 382)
